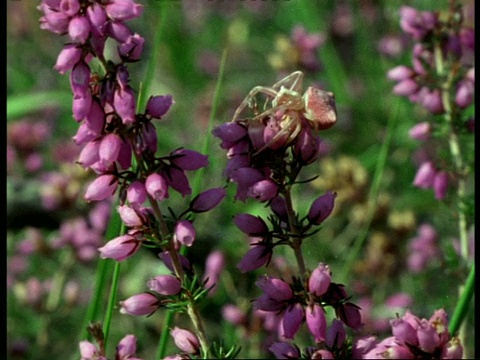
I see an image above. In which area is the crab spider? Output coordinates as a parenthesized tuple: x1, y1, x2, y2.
(231, 71, 337, 151)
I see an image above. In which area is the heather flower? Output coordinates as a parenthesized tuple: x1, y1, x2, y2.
(118, 33, 145, 61)
(387, 65, 415, 81)
(54, 44, 82, 74)
(433, 171, 449, 200)
(221, 304, 247, 326)
(117, 204, 146, 227)
(233, 214, 269, 236)
(189, 187, 226, 213)
(68, 16, 90, 43)
(170, 327, 200, 354)
(325, 319, 346, 348)
(99, 133, 123, 166)
(413, 161, 437, 189)
(455, 79, 474, 108)
(116, 334, 140, 360)
(164, 167, 192, 196)
(98, 233, 141, 261)
(173, 220, 196, 247)
(78, 139, 100, 168)
(255, 276, 293, 302)
(229, 167, 266, 201)
(79, 340, 106, 360)
(114, 86, 137, 125)
(170, 149, 209, 171)
(70, 61, 90, 96)
(126, 180, 148, 205)
(147, 275, 181, 296)
(392, 79, 420, 96)
(281, 303, 304, 339)
(308, 263, 331, 297)
(269, 342, 301, 359)
(202, 250, 225, 294)
(390, 317, 419, 346)
(146, 95, 174, 119)
(145, 173, 169, 201)
(105, 0, 144, 21)
(305, 303, 327, 342)
(307, 191, 336, 225)
(246, 179, 278, 202)
(84, 174, 118, 202)
(119, 292, 159, 316)
(237, 243, 272, 273)
(86, 2, 107, 36)
(212, 122, 248, 143)
(159, 251, 192, 272)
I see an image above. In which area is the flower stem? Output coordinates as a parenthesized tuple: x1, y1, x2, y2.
(283, 187, 306, 276)
(102, 259, 121, 351)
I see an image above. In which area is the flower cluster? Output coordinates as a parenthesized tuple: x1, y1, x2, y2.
(80, 332, 141, 360)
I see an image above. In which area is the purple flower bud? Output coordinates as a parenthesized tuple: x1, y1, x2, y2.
(107, 21, 132, 42)
(263, 117, 289, 150)
(85, 100, 105, 136)
(393, 79, 420, 96)
(202, 250, 225, 294)
(391, 317, 419, 346)
(68, 15, 90, 43)
(247, 179, 278, 202)
(221, 304, 247, 326)
(338, 302, 363, 329)
(256, 276, 293, 302)
(78, 139, 100, 168)
(72, 93, 92, 121)
(79, 340, 102, 359)
(127, 181, 147, 205)
(170, 149, 208, 171)
(190, 188, 226, 213)
(114, 86, 136, 125)
(352, 336, 378, 359)
(54, 44, 82, 74)
(73, 122, 96, 146)
(326, 319, 346, 348)
(170, 327, 200, 354)
(387, 65, 415, 81)
(294, 128, 320, 164)
(119, 292, 159, 316)
(117, 204, 146, 227)
(413, 161, 437, 189)
(99, 133, 122, 165)
(270, 195, 289, 222)
(416, 320, 439, 353)
(98, 234, 140, 261)
(119, 33, 145, 61)
(281, 303, 304, 339)
(146, 173, 169, 201)
(455, 79, 474, 108)
(420, 88, 444, 114)
(116, 334, 137, 359)
(441, 337, 463, 359)
(408, 122, 431, 141)
(147, 275, 181, 295)
(70, 61, 91, 97)
(212, 122, 247, 143)
(84, 174, 118, 201)
(233, 214, 268, 236)
(174, 220, 196, 247)
(308, 263, 331, 297)
(269, 342, 300, 359)
(141, 121, 158, 153)
(59, 0, 80, 16)
(86, 2, 107, 36)
(307, 191, 336, 225)
(164, 167, 191, 196)
(237, 244, 271, 273)
(252, 293, 284, 312)
(40, 10, 70, 34)
(428, 308, 449, 339)
(117, 139, 132, 170)
(433, 171, 449, 200)
(306, 304, 327, 342)
(145, 94, 174, 119)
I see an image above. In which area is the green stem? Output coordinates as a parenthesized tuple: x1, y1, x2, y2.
(283, 188, 306, 276)
(155, 310, 174, 360)
(102, 260, 122, 350)
(448, 262, 475, 335)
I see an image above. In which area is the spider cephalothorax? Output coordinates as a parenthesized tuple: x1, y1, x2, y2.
(231, 71, 337, 153)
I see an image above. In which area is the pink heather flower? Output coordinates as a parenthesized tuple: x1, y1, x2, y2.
(54, 44, 83, 74)
(325, 319, 346, 348)
(159, 251, 192, 272)
(78, 140, 100, 168)
(107, 21, 133, 42)
(59, 0, 81, 17)
(293, 127, 320, 164)
(441, 336, 463, 359)
(413, 161, 437, 189)
(308, 263, 331, 297)
(99, 133, 122, 165)
(85, 100, 106, 135)
(416, 319, 440, 353)
(86, 2, 107, 36)
(247, 179, 278, 202)
(98, 234, 140, 261)
(351, 336, 378, 359)
(170, 149, 208, 171)
(229, 167, 265, 201)
(105, 0, 144, 21)
(117, 204, 146, 227)
(119, 33, 145, 61)
(252, 293, 285, 312)
(408, 122, 431, 141)
(79, 340, 105, 360)
(256, 276, 293, 302)
(307, 191, 336, 225)
(269, 342, 300, 359)
(281, 303, 304, 339)
(72, 93, 92, 121)
(119, 292, 159, 316)
(173, 220, 196, 247)
(270, 196, 289, 222)
(390, 317, 419, 346)
(146, 95, 174, 119)
(338, 302, 363, 329)
(455, 79, 474, 108)
(116, 334, 138, 359)
(233, 214, 269, 236)
(419, 88, 444, 114)
(393, 79, 420, 96)
(147, 275, 181, 296)
(164, 167, 191, 196)
(237, 243, 272, 273)
(306, 304, 327, 342)
(70, 61, 91, 97)
(127, 181, 147, 205)
(170, 327, 200, 354)
(433, 171, 449, 200)
(68, 15, 90, 43)
(145, 173, 169, 201)
(114, 86, 137, 125)
(84, 174, 118, 201)
(39, 10, 70, 34)
(202, 250, 225, 294)
(212, 122, 248, 143)
(190, 187, 226, 213)
(387, 65, 415, 81)
(221, 304, 247, 326)
(399, 6, 437, 41)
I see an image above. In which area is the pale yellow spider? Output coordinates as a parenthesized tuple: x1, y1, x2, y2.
(231, 71, 337, 150)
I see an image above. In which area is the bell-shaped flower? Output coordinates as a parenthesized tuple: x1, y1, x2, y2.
(233, 214, 268, 236)
(170, 149, 208, 171)
(145, 94, 174, 119)
(170, 327, 200, 354)
(307, 191, 336, 225)
(281, 303, 304, 339)
(308, 263, 331, 297)
(147, 275, 181, 296)
(119, 292, 159, 316)
(98, 233, 141, 261)
(190, 187, 226, 213)
(306, 303, 327, 342)
(84, 174, 118, 201)
(174, 220, 196, 247)
(145, 173, 169, 201)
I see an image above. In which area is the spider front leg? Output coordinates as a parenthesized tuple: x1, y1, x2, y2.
(271, 70, 304, 93)
(231, 86, 279, 123)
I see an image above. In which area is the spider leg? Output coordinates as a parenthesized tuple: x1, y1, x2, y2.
(271, 71, 304, 93)
(252, 113, 301, 155)
(231, 86, 279, 123)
